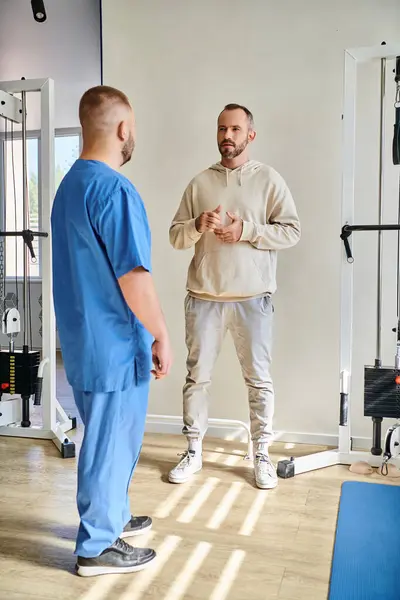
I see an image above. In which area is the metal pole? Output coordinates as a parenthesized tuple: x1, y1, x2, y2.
(397, 187, 400, 330)
(21, 90, 29, 350)
(395, 61, 400, 370)
(338, 49, 357, 455)
(395, 184, 400, 369)
(376, 58, 386, 367)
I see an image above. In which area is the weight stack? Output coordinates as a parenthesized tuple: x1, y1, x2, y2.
(364, 365, 400, 419)
(0, 350, 40, 397)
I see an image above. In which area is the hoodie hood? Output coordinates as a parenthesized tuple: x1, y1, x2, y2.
(209, 160, 264, 186)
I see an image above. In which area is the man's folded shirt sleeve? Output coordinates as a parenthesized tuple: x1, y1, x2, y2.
(95, 184, 152, 279)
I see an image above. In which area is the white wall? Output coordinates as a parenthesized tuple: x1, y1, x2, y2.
(0, 0, 101, 351)
(0, 0, 102, 130)
(102, 0, 400, 444)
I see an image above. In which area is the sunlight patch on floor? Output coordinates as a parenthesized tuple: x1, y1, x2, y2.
(206, 482, 244, 530)
(163, 541, 212, 600)
(209, 549, 246, 600)
(239, 491, 268, 536)
(223, 454, 242, 466)
(154, 481, 194, 519)
(177, 477, 219, 524)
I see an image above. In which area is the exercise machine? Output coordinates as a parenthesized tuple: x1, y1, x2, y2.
(0, 77, 76, 457)
(277, 42, 400, 478)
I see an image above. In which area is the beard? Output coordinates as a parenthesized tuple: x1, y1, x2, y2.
(218, 138, 248, 159)
(121, 132, 135, 166)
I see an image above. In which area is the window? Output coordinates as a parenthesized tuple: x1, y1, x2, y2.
(1, 131, 80, 279)
(55, 134, 80, 192)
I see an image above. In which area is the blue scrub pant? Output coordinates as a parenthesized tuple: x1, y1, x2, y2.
(72, 381, 149, 558)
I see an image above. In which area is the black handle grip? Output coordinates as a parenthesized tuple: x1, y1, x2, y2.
(343, 237, 353, 261)
(22, 231, 36, 260)
(340, 393, 348, 426)
(393, 119, 400, 166)
(395, 56, 400, 83)
(34, 377, 43, 406)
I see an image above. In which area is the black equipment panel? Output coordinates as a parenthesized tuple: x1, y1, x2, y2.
(364, 366, 400, 419)
(0, 350, 40, 397)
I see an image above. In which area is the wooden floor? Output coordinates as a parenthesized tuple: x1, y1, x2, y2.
(0, 366, 399, 600)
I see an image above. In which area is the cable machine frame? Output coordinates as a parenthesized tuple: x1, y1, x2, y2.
(0, 77, 75, 457)
(277, 42, 400, 478)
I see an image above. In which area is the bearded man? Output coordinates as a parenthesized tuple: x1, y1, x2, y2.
(168, 103, 300, 490)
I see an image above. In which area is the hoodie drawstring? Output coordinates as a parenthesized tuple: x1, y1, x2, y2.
(225, 167, 243, 186)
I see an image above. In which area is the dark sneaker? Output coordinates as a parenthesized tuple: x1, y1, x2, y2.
(76, 538, 156, 577)
(121, 515, 152, 539)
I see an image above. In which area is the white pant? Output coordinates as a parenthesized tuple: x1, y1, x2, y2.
(182, 294, 274, 445)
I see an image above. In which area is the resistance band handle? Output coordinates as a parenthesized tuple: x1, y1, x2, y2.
(22, 231, 36, 260)
(22, 230, 48, 260)
(0, 230, 48, 261)
(343, 237, 353, 262)
(340, 227, 354, 262)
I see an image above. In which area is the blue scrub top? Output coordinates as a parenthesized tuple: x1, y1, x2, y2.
(51, 159, 153, 393)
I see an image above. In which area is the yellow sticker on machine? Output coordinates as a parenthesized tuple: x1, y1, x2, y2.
(9, 355, 15, 394)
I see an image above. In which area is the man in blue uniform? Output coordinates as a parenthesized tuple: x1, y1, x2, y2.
(51, 85, 172, 577)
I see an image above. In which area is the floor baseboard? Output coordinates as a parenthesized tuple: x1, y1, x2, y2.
(145, 419, 372, 451)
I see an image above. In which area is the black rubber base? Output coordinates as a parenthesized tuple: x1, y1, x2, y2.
(62, 440, 76, 459)
(70, 416, 77, 430)
(277, 458, 295, 479)
(371, 446, 383, 456)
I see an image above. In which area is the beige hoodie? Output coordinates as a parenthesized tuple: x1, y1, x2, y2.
(169, 160, 300, 301)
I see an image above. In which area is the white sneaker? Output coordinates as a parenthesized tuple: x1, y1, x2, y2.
(254, 452, 278, 489)
(168, 449, 202, 484)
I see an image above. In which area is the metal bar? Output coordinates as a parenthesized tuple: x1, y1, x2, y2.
(21, 90, 28, 349)
(343, 224, 400, 232)
(346, 43, 400, 63)
(0, 78, 49, 94)
(0, 89, 22, 124)
(339, 49, 357, 455)
(397, 182, 400, 330)
(376, 58, 386, 366)
(40, 78, 56, 432)
(0, 231, 48, 237)
(396, 61, 400, 337)
(0, 141, 5, 325)
(0, 127, 81, 142)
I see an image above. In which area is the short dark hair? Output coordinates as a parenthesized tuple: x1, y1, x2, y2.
(79, 85, 131, 127)
(221, 103, 254, 129)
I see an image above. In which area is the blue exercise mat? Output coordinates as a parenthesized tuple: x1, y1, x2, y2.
(329, 480, 400, 600)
